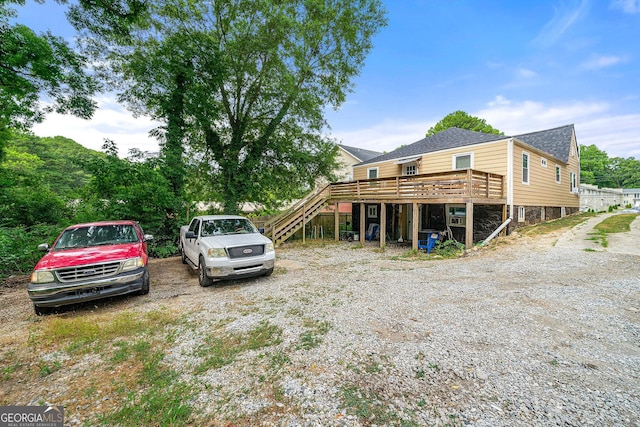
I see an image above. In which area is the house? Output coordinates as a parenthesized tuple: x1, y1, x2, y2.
(579, 184, 623, 212)
(266, 125, 581, 249)
(623, 189, 640, 208)
(335, 145, 383, 182)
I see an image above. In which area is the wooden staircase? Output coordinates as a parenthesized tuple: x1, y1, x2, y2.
(263, 185, 331, 246)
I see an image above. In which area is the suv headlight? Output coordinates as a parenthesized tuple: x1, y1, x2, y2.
(31, 270, 55, 284)
(207, 248, 227, 258)
(122, 257, 144, 272)
(265, 242, 274, 252)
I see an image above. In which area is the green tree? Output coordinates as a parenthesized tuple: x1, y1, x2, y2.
(78, 139, 180, 256)
(426, 111, 503, 136)
(0, 1, 99, 160)
(579, 144, 611, 186)
(74, 0, 387, 213)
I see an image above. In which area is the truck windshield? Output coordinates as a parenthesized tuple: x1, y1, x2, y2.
(201, 219, 258, 236)
(54, 225, 139, 249)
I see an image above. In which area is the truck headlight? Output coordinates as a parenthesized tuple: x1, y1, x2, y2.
(265, 242, 274, 252)
(207, 248, 227, 258)
(31, 270, 55, 284)
(122, 257, 144, 272)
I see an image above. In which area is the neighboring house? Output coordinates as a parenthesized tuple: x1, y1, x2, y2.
(266, 125, 581, 249)
(335, 145, 383, 181)
(579, 184, 623, 212)
(623, 189, 640, 208)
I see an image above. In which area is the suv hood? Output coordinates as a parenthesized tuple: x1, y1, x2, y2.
(35, 244, 144, 270)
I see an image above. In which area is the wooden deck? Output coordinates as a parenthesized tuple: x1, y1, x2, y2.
(327, 169, 504, 204)
(265, 170, 506, 247)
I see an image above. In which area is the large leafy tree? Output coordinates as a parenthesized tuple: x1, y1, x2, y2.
(0, 0, 99, 161)
(579, 144, 640, 188)
(426, 110, 503, 136)
(73, 0, 387, 213)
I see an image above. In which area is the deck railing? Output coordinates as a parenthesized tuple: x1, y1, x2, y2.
(328, 169, 504, 201)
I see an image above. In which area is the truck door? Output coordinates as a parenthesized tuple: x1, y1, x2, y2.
(185, 218, 201, 263)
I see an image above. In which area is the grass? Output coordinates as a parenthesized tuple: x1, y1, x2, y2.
(31, 308, 179, 355)
(298, 318, 331, 350)
(196, 321, 283, 373)
(519, 211, 597, 236)
(594, 213, 637, 234)
(339, 385, 420, 426)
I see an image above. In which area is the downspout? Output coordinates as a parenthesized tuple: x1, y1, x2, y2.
(481, 217, 512, 246)
(507, 137, 514, 222)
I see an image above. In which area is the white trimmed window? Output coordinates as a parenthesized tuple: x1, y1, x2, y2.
(570, 172, 577, 193)
(522, 152, 530, 185)
(541, 157, 547, 167)
(404, 164, 417, 176)
(555, 165, 561, 183)
(518, 206, 525, 222)
(453, 153, 473, 170)
(367, 167, 378, 180)
(367, 205, 377, 218)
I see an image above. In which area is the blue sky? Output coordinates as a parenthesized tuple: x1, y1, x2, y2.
(16, 0, 640, 159)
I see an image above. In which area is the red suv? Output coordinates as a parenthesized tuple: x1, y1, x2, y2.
(28, 220, 153, 315)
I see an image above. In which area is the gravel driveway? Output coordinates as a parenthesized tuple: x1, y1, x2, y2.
(1, 213, 638, 426)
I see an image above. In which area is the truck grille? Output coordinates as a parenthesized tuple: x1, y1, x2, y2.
(227, 245, 264, 259)
(56, 261, 121, 283)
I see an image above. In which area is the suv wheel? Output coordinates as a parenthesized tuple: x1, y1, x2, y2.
(34, 305, 50, 316)
(198, 256, 213, 287)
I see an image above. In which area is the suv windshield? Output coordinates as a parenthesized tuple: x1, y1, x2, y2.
(54, 225, 139, 249)
(201, 219, 258, 236)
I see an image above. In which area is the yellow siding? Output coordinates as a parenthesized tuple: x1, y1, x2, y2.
(511, 136, 580, 207)
(353, 139, 510, 180)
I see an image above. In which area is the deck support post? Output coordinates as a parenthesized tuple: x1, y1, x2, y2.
(360, 203, 366, 244)
(380, 202, 386, 248)
(334, 203, 340, 242)
(465, 201, 473, 249)
(412, 202, 419, 251)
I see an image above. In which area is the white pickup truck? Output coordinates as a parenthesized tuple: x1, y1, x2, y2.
(179, 215, 275, 287)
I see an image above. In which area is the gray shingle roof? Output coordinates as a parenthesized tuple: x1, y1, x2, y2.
(357, 124, 575, 166)
(338, 144, 382, 163)
(513, 124, 575, 163)
(357, 127, 507, 166)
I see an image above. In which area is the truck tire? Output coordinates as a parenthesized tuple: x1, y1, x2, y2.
(138, 271, 150, 295)
(198, 256, 213, 287)
(34, 304, 50, 316)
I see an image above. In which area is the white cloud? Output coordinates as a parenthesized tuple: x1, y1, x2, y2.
(32, 96, 162, 157)
(532, 0, 590, 47)
(331, 97, 640, 160)
(580, 54, 627, 69)
(329, 119, 436, 153)
(517, 68, 537, 79)
(610, 0, 640, 13)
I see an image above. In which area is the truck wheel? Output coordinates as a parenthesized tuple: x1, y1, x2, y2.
(138, 271, 150, 295)
(198, 256, 213, 287)
(263, 267, 274, 277)
(34, 305, 50, 316)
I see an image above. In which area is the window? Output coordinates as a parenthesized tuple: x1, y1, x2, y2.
(518, 206, 525, 222)
(522, 152, 530, 184)
(541, 157, 547, 167)
(570, 172, 577, 193)
(404, 164, 417, 176)
(367, 205, 378, 218)
(367, 167, 378, 180)
(453, 153, 473, 170)
(555, 165, 561, 183)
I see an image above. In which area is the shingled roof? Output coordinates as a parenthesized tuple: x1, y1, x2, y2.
(357, 124, 575, 166)
(513, 124, 575, 163)
(338, 144, 382, 163)
(357, 127, 507, 166)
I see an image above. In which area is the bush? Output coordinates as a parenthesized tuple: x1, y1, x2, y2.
(0, 224, 62, 277)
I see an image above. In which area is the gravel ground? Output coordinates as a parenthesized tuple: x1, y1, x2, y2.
(1, 213, 639, 426)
